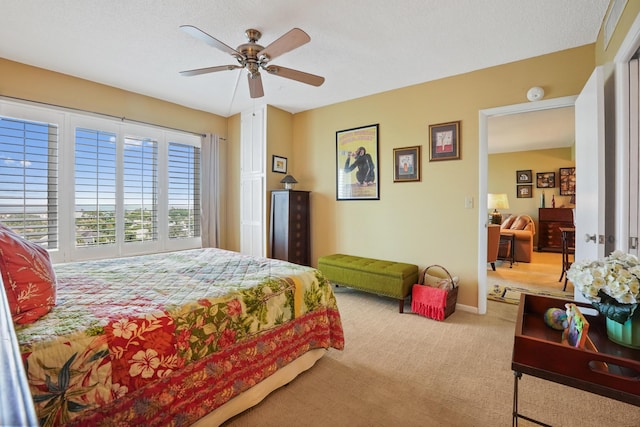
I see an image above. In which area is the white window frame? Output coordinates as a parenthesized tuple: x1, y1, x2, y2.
(0, 99, 201, 263)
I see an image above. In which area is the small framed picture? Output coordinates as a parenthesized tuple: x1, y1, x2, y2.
(272, 155, 287, 174)
(393, 146, 421, 182)
(559, 167, 576, 195)
(516, 170, 532, 183)
(517, 184, 533, 198)
(536, 172, 556, 188)
(429, 121, 460, 161)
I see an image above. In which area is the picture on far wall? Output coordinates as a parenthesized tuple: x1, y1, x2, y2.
(559, 167, 576, 195)
(428, 121, 460, 161)
(536, 172, 555, 188)
(336, 124, 380, 200)
(272, 155, 287, 173)
(517, 184, 533, 198)
(393, 145, 421, 182)
(516, 169, 532, 183)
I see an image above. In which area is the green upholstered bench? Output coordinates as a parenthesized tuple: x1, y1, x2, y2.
(317, 254, 419, 313)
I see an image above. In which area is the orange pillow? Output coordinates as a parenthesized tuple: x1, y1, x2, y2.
(0, 223, 56, 324)
(501, 215, 516, 229)
(510, 215, 530, 230)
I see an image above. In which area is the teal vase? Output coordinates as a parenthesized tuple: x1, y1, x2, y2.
(605, 317, 640, 349)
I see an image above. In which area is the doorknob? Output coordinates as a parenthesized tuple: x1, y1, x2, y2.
(584, 234, 597, 243)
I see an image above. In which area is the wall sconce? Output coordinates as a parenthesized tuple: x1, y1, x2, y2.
(488, 193, 509, 224)
(280, 175, 298, 190)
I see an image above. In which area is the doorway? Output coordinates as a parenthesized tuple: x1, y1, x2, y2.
(477, 96, 578, 314)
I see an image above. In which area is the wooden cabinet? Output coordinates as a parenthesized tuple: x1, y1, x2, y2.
(269, 190, 310, 266)
(537, 208, 574, 252)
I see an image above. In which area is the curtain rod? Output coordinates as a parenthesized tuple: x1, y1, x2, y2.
(0, 94, 226, 140)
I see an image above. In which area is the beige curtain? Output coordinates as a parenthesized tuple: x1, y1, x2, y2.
(201, 133, 221, 248)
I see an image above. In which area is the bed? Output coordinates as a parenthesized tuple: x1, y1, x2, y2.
(7, 247, 344, 426)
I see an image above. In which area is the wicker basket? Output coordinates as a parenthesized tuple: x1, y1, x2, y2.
(411, 264, 458, 321)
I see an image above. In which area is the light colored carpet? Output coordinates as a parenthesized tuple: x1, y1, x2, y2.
(222, 288, 640, 427)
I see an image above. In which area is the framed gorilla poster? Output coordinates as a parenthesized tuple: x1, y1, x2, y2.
(336, 124, 380, 200)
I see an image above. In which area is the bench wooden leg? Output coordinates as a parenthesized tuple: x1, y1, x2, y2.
(399, 299, 404, 313)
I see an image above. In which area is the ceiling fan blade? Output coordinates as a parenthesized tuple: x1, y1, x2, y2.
(180, 25, 241, 58)
(180, 65, 242, 76)
(259, 28, 310, 62)
(265, 65, 325, 87)
(248, 73, 264, 98)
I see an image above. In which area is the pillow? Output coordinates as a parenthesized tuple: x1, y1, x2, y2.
(423, 273, 459, 291)
(501, 215, 516, 229)
(0, 223, 56, 324)
(510, 215, 530, 230)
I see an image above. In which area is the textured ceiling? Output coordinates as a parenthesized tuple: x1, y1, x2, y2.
(2, 1, 609, 154)
(1, 0, 609, 120)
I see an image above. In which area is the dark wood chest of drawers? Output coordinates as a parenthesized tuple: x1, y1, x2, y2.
(537, 208, 574, 252)
(269, 190, 310, 266)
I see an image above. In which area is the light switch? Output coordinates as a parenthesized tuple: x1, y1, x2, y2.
(465, 196, 473, 209)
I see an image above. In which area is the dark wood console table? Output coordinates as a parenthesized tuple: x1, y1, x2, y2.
(512, 294, 640, 426)
(537, 208, 574, 252)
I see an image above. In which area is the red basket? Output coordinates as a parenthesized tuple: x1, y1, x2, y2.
(411, 265, 458, 321)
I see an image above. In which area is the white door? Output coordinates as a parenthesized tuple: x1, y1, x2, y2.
(240, 107, 266, 257)
(574, 66, 615, 299)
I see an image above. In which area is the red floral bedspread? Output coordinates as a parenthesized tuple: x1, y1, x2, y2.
(15, 249, 344, 426)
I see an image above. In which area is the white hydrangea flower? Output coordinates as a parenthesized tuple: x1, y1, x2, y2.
(567, 251, 640, 305)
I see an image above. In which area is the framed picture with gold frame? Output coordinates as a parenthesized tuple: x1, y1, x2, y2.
(393, 146, 421, 182)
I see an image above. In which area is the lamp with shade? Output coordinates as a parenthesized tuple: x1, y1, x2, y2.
(488, 193, 509, 225)
(280, 175, 298, 190)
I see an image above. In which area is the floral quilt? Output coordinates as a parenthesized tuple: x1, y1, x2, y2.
(15, 248, 344, 426)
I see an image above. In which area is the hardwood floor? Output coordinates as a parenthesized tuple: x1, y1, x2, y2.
(487, 250, 575, 293)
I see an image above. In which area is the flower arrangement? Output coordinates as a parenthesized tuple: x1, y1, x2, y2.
(567, 250, 640, 325)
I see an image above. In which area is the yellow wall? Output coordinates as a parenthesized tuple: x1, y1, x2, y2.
(226, 113, 241, 252)
(265, 106, 294, 256)
(277, 46, 593, 308)
(0, 58, 227, 137)
(488, 148, 575, 247)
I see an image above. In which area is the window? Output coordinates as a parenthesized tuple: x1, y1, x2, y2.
(0, 100, 202, 262)
(75, 128, 117, 247)
(168, 142, 200, 239)
(0, 116, 58, 249)
(123, 136, 158, 243)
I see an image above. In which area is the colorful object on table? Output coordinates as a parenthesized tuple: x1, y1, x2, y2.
(543, 307, 568, 331)
(562, 303, 589, 348)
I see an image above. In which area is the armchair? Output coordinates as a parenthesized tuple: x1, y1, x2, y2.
(487, 224, 500, 270)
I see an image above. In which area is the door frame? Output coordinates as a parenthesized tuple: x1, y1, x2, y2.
(614, 11, 640, 254)
(477, 96, 577, 314)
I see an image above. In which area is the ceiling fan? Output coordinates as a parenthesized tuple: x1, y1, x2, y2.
(179, 25, 325, 98)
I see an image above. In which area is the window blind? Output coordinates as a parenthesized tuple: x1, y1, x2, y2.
(0, 116, 58, 249)
(74, 128, 117, 247)
(123, 136, 158, 243)
(168, 142, 201, 239)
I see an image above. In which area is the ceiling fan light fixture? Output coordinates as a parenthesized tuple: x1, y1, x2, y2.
(179, 25, 325, 97)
